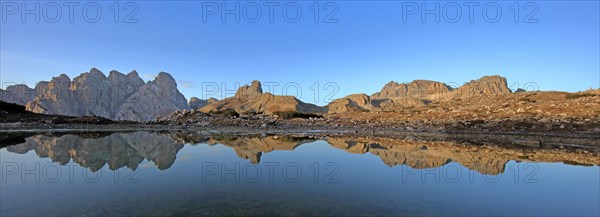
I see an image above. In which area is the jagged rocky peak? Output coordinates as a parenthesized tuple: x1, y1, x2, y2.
(465, 75, 508, 88)
(235, 80, 263, 99)
(154, 72, 178, 86)
(372, 79, 452, 99)
(53, 74, 71, 83)
(108, 70, 144, 88)
(127, 70, 145, 87)
(89, 67, 106, 77)
(108, 70, 126, 80)
(74, 68, 109, 84)
(128, 70, 139, 76)
(452, 75, 511, 97)
(18, 68, 190, 122)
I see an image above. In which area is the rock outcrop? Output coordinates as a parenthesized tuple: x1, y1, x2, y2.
(449, 75, 512, 99)
(5, 68, 189, 121)
(235, 80, 263, 99)
(372, 80, 453, 100)
(327, 94, 379, 114)
(200, 80, 326, 115)
(189, 97, 219, 110)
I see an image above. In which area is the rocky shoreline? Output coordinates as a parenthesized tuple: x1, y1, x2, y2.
(2, 120, 599, 151)
(2, 113, 598, 136)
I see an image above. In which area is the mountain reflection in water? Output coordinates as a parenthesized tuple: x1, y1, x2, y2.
(3, 131, 599, 175)
(2, 131, 600, 216)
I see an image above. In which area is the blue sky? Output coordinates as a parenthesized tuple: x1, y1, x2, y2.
(1, 1, 598, 105)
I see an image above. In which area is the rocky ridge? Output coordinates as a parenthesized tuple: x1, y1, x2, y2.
(2, 68, 190, 121)
(329, 75, 514, 113)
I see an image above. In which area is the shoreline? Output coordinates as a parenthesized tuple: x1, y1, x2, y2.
(2, 123, 599, 151)
(2, 118, 599, 138)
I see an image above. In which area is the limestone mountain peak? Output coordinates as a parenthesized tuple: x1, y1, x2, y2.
(235, 80, 263, 99)
(16, 68, 189, 121)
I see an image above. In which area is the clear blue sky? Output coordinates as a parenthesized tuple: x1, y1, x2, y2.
(1, 1, 598, 105)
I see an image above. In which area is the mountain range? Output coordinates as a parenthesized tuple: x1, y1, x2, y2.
(1, 68, 189, 121)
(1, 68, 516, 121)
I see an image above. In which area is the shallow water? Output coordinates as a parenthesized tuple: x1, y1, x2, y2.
(1, 131, 599, 216)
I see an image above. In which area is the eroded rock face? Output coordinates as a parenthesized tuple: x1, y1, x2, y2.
(18, 68, 189, 121)
(200, 80, 325, 115)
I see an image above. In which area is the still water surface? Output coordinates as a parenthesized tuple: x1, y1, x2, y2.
(1, 131, 599, 216)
